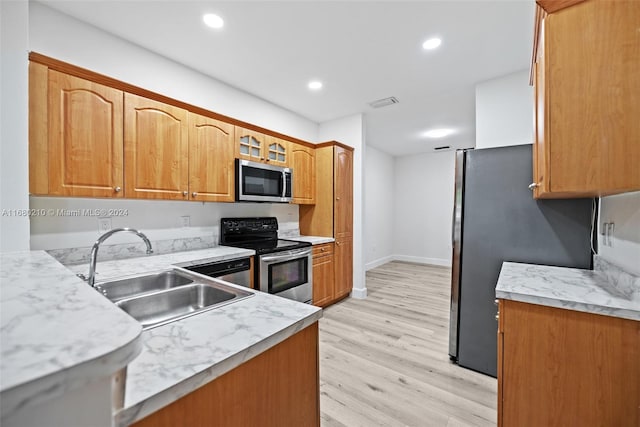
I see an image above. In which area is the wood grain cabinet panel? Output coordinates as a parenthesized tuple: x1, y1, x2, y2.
(236, 127, 290, 167)
(498, 299, 640, 426)
(132, 323, 320, 427)
(312, 243, 334, 307)
(124, 93, 189, 200)
(291, 143, 316, 204)
(300, 143, 354, 306)
(47, 70, 124, 197)
(532, 0, 640, 198)
(266, 136, 290, 168)
(188, 113, 234, 202)
(333, 236, 353, 300)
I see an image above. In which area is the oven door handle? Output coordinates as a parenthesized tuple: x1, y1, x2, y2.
(260, 247, 312, 263)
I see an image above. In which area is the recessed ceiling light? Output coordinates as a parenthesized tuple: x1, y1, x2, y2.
(424, 128, 454, 138)
(308, 80, 323, 90)
(422, 37, 442, 50)
(203, 13, 224, 29)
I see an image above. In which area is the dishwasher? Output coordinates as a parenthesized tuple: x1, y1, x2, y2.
(179, 257, 252, 288)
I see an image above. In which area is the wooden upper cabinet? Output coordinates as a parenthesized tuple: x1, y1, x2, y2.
(236, 127, 268, 163)
(536, 0, 585, 13)
(188, 113, 235, 202)
(334, 146, 353, 236)
(124, 93, 189, 200)
(236, 127, 290, 167)
(47, 70, 124, 197)
(291, 143, 315, 204)
(532, 0, 640, 198)
(266, 136, 290, 167)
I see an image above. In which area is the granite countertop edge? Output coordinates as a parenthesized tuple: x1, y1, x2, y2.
(496, 262, 640, 322)
(115, 309, 322, 426)
(0, 251, 144, 418)
(285, 235, 335, 245)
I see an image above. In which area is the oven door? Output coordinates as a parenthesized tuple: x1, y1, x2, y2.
(259, 247, 312, 303)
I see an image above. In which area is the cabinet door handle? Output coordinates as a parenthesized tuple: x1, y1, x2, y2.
(336, 197, 341, 200)
(495, 313, 500, 321)
(192, 192, 198, 197)
(182, 191, 188, 196)
(114, 186, 121, 193)
(528, 182, 539, 190)
(336, 241, 341, 246)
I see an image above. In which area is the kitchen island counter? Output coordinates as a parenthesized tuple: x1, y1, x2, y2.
(67, 247, 322, 426)
(496, 261, 639, 321)
(0, 251, 142, 421)
(2, 247, 322, 426)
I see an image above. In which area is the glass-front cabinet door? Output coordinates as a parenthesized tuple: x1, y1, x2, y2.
(266, 136, 289, 167)
(236, 127, 267, 162)
(236, 127, 289, 167)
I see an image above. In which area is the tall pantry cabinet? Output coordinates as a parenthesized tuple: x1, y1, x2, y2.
(300, 142, 354, 304)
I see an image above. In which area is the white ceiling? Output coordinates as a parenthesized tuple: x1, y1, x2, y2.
(38, 0, 535, 156)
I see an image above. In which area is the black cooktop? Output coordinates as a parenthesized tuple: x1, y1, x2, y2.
(220, 217, 311, 255)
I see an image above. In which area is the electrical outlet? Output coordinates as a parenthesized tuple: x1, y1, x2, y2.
(608, 222, 615, 247)
(98, 217, 112, 233)
(180, 215, 191, 228)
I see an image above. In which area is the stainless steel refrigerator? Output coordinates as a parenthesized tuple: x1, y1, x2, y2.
(448, 144, 593, 377)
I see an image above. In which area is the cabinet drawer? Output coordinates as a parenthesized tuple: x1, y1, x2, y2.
(312, 243, 334, 259)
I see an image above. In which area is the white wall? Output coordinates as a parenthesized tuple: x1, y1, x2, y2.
(364, 146, 395, 270)
(393, 151, 456, 266)
(318, 114, 366, 298)
(598, 192, 640, 276)
(26, 3, 317, 250)
(475, 69, 533, 149)
(30, 197, 298, 250)
(29, 3, 318, 141)
(0, 0, 30, 251)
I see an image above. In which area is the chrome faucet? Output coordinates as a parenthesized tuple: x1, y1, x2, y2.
(87, 228, 153, 287)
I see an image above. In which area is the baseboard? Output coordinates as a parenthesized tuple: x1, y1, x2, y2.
(365, 255, 394, 271)
(365, 255, 451, 270)
(389, 255, 451, 267)
(350, 287, 367, 299)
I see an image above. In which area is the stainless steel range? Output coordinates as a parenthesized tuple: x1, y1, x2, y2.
(220, 217, 312, 303)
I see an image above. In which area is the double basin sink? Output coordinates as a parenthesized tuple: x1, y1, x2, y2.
(96, 269, 253, 329)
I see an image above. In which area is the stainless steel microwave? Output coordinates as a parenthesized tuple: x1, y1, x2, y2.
(235, 159, 292, 203)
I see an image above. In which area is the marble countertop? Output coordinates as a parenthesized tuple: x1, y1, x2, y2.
(65, 246, 323, 426)
(496, 262, 640, 321)
(0, 251, 143, 419)
(286, 235, 335, 245)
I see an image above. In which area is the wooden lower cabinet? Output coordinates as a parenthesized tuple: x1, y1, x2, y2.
(132, 323, 319, 427)
(312, 243, 334, 307)
(333, 236, 353, 300)
(498, 299, 640, 427)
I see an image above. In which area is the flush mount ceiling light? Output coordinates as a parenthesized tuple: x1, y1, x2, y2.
(203, 13, 224, 29)
(424, 128, 455, 138)
(308, 80, 323, 90)
(422, 37, 442, 50)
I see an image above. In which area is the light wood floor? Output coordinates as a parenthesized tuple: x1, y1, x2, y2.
(319, 261, 497, 427)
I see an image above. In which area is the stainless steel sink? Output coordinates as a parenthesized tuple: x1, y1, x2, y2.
(97, 269, 253, 329)
(98, 270, 195, 302)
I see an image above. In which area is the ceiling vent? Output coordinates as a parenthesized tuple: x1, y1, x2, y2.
(368, 96, 399, 109)
(434, 145, 451, 151)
